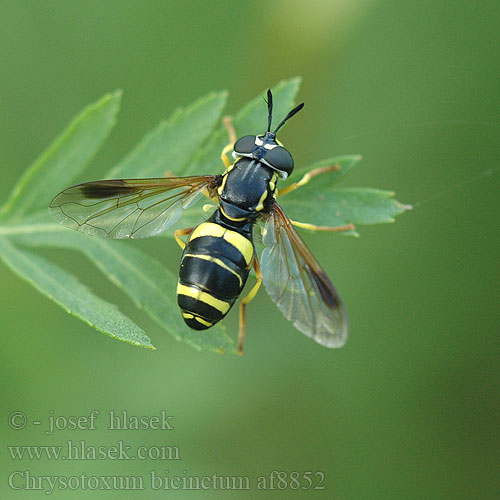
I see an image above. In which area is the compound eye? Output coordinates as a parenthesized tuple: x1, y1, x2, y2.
(233, 135, 256, 155)
(265, 146, 294, 177)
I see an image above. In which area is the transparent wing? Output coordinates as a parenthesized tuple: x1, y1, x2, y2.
(260, 203, 349, 347)
(49, 176, 217, 239)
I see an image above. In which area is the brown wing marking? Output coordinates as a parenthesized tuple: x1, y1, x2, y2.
(49, 176, 218, 239)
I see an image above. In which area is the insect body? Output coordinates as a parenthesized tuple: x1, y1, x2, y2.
(178, 152, 280, 330)
(50, 90, 349, 353)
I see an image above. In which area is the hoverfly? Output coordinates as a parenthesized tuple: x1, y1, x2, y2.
(49, 90, 350, 353)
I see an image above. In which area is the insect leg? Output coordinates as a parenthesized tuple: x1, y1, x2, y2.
(174, 227, 194, 250)
(278, 164, 341, 197)
(290, 220, 356, 233)
(220, 116, 237, 168)
(237, 257, 263, 355)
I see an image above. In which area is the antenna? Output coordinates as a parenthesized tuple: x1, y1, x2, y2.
(266, 89, 273, 132)
(273, 102, 305, 135)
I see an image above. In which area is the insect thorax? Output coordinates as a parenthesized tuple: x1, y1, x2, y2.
(217, 158, 278, 221)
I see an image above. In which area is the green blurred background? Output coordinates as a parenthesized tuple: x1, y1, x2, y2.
(1, 1, 499, 498)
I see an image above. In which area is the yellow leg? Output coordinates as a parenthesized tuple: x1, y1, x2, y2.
(220, 143, 233, 168)
(278, 164, 341, 197)
(220, 116, 237, 168)
(237, 258, 263, 355)
(174, 227, 194, 250)
(290, 220, 355, 233)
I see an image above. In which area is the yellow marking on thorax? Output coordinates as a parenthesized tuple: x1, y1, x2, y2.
(217, 173, 228, 196)
(219, 204, 246, 222)
(177, 283, 230, 314)
(217, 163, 236, 196)
(269, 172, 278, 192)
(255, 173, 278, 211)
(189, 223, 254, 266)
(183, 253, 243, 287)
(255, 190, 268, 212)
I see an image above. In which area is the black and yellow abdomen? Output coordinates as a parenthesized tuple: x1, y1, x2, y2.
(177, 216, 254, 330)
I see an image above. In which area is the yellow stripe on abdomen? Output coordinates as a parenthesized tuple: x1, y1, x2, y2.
(182, 312, 213, 327)
(189, 222, 254, 266)
(183, 253, 243, 287)
(189, 222, 225, 240)
(177, 283, 231, 315)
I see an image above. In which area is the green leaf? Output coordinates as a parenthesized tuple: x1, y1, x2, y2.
(0, 237, 154, 349)
(106, 91, 227, 179)
(184, 78, 302, 175)
(0, 91, 122, 220)
(0, 82, 411, 352)
(11, 227, 234, 353)
(281, 187, 412, 236)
